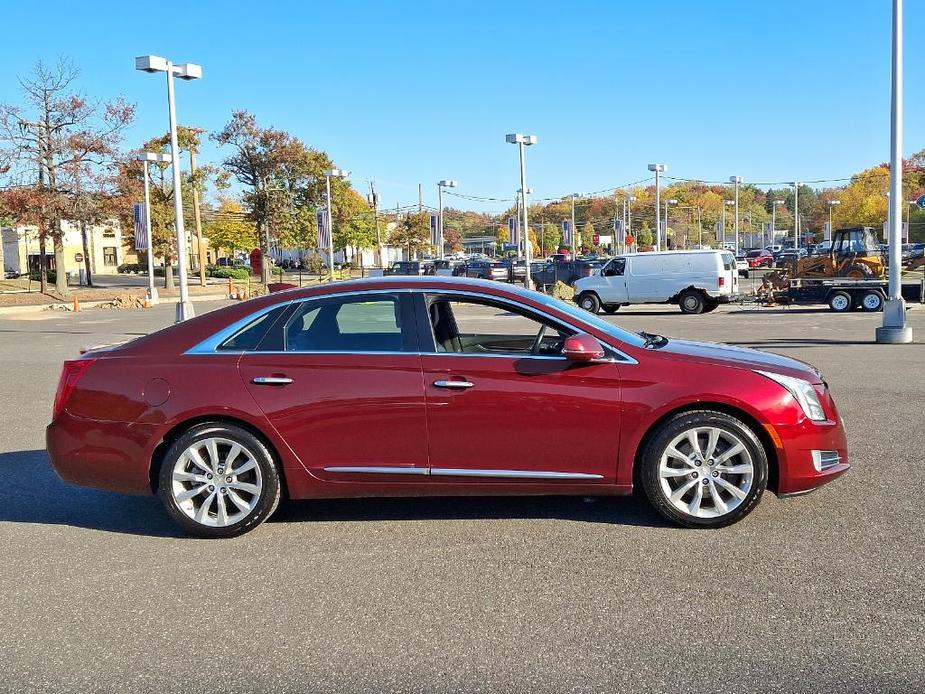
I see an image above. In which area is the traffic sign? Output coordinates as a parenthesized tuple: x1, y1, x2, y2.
(625, 235, 635, 246)
(74, 253, 84, 263)
(916, 194, 925, 208)
(592, 234, 600, 245)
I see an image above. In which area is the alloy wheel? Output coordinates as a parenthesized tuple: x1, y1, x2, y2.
(170, 437, 264, 527)
(658, 426, 754, 519)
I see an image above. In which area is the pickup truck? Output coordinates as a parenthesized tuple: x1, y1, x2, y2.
(531, 260, 602, 289)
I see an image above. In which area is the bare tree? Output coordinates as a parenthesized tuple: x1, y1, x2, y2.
(0, 58, 133, 294)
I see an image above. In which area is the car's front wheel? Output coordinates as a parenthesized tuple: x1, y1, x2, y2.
(640, 410, 768, 528)
(158, 423, 281, 538)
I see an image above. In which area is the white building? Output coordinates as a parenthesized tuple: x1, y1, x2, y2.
(2, 219, 124, 277)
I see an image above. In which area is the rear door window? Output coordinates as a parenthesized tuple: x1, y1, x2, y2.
(284, 295, 412, 353)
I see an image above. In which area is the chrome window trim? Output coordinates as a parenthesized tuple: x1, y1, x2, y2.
(323, 466, 603, 480)
(184, 285, 637, 364)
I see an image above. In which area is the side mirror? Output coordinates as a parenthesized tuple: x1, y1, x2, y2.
(562, 333, 606, 362)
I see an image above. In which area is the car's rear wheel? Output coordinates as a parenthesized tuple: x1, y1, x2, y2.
(603, 304, 620, 314)
(577, 293, 601, 314)
(158, 423, 281, 538)
(702, 302, 719, 313)
(640, 410, 767, 528)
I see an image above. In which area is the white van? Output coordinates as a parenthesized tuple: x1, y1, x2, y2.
(573, 250, 738, 314)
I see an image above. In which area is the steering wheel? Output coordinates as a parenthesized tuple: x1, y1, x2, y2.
(530, 324, 548, 354)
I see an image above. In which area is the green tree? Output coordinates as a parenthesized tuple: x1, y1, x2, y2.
(207, 199, 257, 256)
(637, 221, 654, 248)
(389, 212, 430, 257)
(541, 222, 560, 253)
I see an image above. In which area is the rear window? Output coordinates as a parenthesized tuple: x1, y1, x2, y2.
(721, 253, 735, 270)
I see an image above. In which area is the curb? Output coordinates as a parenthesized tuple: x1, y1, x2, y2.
(0, 293, 232, 317)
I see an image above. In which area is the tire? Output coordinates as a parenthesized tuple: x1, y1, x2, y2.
(577, 293, 601, 314)
(828, 291, 852, 313)
(861, 290, 884, 312)
(678, 289, 705, 314)
(639, 410, 768, 528)
(841, 264, 874, 279)
(158, 422, 282, 538)
(603, 305, 620, 314)
(702, 302, 719, 313)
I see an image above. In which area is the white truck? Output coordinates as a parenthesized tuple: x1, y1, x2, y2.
(573, 250, 739, 314)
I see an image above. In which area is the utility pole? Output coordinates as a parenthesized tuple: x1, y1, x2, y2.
(189, 145, 207, 286)
(730, 176, 742, 254)
(418, 183, 423, 212)
(368, 181, 382, 267)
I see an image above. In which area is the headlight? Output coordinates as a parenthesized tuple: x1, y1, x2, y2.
(754, 370, 827, 421)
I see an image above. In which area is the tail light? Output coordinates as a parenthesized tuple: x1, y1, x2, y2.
(53, 358, 96, 420)
(719, 277, 726, 287)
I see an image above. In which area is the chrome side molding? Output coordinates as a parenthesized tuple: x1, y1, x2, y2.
(322, 466, 603, 480)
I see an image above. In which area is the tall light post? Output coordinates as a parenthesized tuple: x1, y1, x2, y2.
(627, 195, 636, 252)
(878, 0, 911, 343)
(648, 164, 667, 250)
(729, 176, 743, 254)
(676, 205, 701, 248)
(506, 134, 537, 288)
(792, 181, 802, 249)
(771, 199, 784, 248)
(828, 200, 841, 243)
(437, 180, 457, 260)
(723, 200, 735, 247)
(135, 55, 202, 322)
(324, 167, 350, 279)
(136, 152, 172, 305)
(568, 193, 584, 260)
(664, 198, 678, 249)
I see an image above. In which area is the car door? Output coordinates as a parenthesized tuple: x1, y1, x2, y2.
(237, 291, 429, 477)
(597, 258, 628, 303)
(415, 292, 623, 481)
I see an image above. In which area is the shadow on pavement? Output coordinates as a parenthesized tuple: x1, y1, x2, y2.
(0, 450, 668, 534)
(273, 492, 668, 529)
(0, 450, 182, 538)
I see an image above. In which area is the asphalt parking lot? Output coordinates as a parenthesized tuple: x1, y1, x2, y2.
(0, 298, 922, 693)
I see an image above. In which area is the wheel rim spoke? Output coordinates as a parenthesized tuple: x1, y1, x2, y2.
(709, 481, 728, 514)
(215, 492, 229, 526)
(686, 430, 703, 458)
(226, 490, 252, 513)
(173, 471, 209, 484)
(195, 490, 217, 523)
(716, 463, 751, 475)
(687, 483, 704, 515)
(231, 459, 256, 476)
(670, 478, 699, 502)
(714, 442, 745, 465)
(224, 443, 243, 469)
(206, 439, 220, 470)
(176, 484, 209, 503)
(660, 466, 692, 478)
(704, 428, 721, 460)
(228, 481, 260, 496)
(666, 446, 695, 467)
(714, 476, 747, 500)
(186, 448, 212, 474)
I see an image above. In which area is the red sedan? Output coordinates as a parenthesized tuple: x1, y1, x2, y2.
(46, 277, 849, 537)
(746, 249, 775, 269)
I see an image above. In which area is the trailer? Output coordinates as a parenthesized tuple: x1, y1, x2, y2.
(787, 277, 924, 312)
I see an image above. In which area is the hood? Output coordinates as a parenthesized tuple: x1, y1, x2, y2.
(655, 338, 823, 383)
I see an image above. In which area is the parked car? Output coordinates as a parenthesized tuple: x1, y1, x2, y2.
(46, 276, 849, 537)
(573, 250, 738, 314)
(465, 260, 510, 281)
(765, 245, 784, 254)
(735, 256, 750, 278)
(501, 258, 528, 282)
(430, 259, 467, 276)
(745, 249, 774, 269)
(775, 249, 808, 268)
(385, 261, 433, 276)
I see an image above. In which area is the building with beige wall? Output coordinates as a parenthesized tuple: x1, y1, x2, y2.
(2, 219, 123, 277)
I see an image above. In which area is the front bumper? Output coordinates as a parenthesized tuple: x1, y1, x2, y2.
(46, 411, 161, 496)
(772, 418, 850, 496)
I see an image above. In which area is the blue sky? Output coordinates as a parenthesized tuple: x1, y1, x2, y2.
(1, 0, 922, 212)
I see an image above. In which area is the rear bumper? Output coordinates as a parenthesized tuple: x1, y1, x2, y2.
(46, 411, 161, 496)
(772, 418, 850, 496)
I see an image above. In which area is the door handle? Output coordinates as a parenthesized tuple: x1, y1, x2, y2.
(252, 376, 293, 385)
(433, 380, 474, 389)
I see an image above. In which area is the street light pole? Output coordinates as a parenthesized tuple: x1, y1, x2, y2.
(437, 180, 457, 260)
(828, 200, 841, 243)
(665, 199, 678, 249)
(324, 167, 350, 279)
(627, 195, 636, 252)
(730, 176, 742, 254)
(771, 200, 784, 249)
(135, 55, 202, 322)
(570, 193, 580, 260)
(792, 182, 801, 250)
(137, 152, 172, 305)
(648, 164, 666, 251)
(877, 0, 912, 343)
(506, 134, 537, 289)
(723, 200, 734, 248)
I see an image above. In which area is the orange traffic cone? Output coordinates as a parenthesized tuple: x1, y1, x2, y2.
(72, 296, 80, 312)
